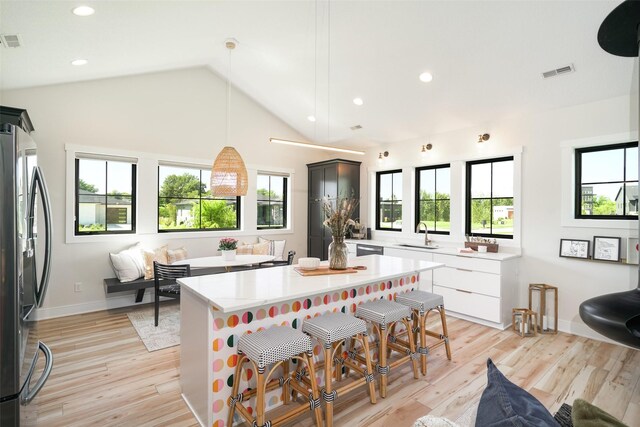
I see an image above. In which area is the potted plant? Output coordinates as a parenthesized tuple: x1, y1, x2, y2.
(219, 237, 238, 261)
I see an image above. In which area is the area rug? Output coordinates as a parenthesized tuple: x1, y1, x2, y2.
(127, 303, 180, 352)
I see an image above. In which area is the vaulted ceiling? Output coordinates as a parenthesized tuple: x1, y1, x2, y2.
(0, 1, 634, 148)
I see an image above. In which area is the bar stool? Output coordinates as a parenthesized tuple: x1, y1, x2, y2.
(355, 299, 420, 398)
(395, 290, 452, 376)
(227, 326, 323, 427)
(302, 312, 377, 427)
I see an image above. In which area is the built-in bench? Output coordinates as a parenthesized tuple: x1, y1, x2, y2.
(104, 266, 249, 302)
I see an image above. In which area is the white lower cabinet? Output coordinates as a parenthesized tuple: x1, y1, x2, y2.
(431, 254, 518, 329)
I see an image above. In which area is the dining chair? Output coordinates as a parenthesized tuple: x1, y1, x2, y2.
(153, 261, 191, 326)
(258, 250, 296, 268)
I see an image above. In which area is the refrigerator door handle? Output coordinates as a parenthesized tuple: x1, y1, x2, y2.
(21, 342, 53, 404)
(28, 166, 52, 307)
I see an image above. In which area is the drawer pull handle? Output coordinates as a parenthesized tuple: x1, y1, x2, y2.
(455, 268, 473, 273)
(455, 289, 472, 294)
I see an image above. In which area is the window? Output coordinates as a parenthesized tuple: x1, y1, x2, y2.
(415, 164, 451, 234)
(376, 170, 403, 231)
(158, 165, 240, 232)
(575, 142, 638, 219)
(75, 157, 136, 235)
(257, 173, 287, 229)
(466, 156, 514, 238)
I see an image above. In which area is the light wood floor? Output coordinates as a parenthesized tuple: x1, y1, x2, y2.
(33, 302, 640, 427)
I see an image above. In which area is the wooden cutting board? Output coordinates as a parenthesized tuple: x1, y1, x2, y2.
(294, 266, 360, 276)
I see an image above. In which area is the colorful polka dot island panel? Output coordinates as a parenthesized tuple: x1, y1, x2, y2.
(209, 273, 419, 427)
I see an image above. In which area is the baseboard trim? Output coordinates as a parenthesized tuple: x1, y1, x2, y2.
(34, 293, 155, 320)
(557, 319, 623, 346)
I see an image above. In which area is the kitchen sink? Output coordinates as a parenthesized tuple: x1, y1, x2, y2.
(395, 243, 440, 250)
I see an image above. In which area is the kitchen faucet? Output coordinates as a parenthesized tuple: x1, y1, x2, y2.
(416, 221, 432, 246)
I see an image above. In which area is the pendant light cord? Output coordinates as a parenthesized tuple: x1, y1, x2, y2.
(327, 0, 331, 144)
(227, 45, 231, 147)
(313, 0, 318, 142)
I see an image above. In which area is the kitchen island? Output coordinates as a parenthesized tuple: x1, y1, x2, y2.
(178, 254, 443, 427)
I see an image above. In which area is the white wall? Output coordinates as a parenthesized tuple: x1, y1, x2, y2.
(1, 67, 332, 319)
(361, 93, 639, 341)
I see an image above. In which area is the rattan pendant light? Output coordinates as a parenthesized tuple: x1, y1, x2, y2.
(211, 38, 248, 197)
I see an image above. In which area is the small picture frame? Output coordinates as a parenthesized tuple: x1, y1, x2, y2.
(626, 237, 639, 265)
(593, 236, 621, 262)
(559, 239, 590, 259)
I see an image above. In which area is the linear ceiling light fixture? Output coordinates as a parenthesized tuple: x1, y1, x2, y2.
(211, 38, 248, 197)
(269, 138, 365, 155)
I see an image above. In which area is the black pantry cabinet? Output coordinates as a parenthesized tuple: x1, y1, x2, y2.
(307, 159, 361, 260)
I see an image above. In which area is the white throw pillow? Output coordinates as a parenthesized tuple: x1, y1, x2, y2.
(109, 243, 145, 282)
(259, 237, 286, 261)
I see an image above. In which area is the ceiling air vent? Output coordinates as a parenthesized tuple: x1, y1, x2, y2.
(0, 34, 22, 48)
(350, 125, 362, 131)
(542, 64, 575, 79)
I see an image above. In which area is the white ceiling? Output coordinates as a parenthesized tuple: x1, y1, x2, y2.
(0, 1, 635, 148)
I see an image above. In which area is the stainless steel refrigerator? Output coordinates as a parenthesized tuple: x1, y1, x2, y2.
(0, 106, 53, 426)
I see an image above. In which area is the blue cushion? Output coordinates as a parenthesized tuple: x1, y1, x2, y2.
(475, 358, 559, 427)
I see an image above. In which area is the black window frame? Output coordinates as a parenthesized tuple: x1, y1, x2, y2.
(376, 169, 403, 232)
(74, 158, 137, 236)
(257, 173, 288, 230)
(157, 165, 241, 233)
(575, 141, 638, 220)
(465, 156, 514, 239)
(415, 163, 451, 235)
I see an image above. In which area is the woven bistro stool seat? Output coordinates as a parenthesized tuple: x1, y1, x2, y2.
(355, 299, 420, 398)
(227, 326, 323, 427)
(303, 313, 377, 427)
(395, 290, 452, 376)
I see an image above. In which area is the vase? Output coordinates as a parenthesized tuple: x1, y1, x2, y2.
(221, 249, 236, 261)
(328, 236, 348, 270)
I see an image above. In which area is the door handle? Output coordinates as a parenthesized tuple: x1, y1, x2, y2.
(455, 268, 473, 273)
(21, 342, 53, 404)
(455, 289, 473, 294)
(29, 166, 52, 307)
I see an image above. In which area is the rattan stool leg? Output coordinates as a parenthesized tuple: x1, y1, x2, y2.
(402, 318, 420, 379)
(324, 346, 334, 427)
(303, 352, 324, 427)
(379, 325, 389, 398)
(226, 354, 246, 427)
(419, 312, 428, 376)
(256, 366, 266, 427)
(282, 359, 291, 405)
(439, 306, 452, 360)
(359, 333, 377, 404)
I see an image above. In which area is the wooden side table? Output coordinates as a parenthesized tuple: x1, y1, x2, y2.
(528, 284, 558, 334)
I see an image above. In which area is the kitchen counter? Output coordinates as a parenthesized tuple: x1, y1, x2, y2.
(346, 239, 521, 261)
(178, 254, 443, 427)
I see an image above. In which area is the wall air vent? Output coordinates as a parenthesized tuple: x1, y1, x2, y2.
(0, 34, 22, 48)
(542, 64, 575, 78)
(350, 125, 362, 131)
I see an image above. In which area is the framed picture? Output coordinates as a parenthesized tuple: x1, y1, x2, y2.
(626, 237, 639, 265)
(559, 239, 590, 259)
(593, 236, 621, 262)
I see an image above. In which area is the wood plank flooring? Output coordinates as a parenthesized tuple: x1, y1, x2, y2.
(33, 302, 640, 427)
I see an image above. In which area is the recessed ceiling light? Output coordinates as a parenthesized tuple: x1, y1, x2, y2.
(71, 59, 88, 66)
(419, 72, 433, 83)
(307, 115, 316, 122)
(353, 97, 364, 106)
(72, 6, 95, 16)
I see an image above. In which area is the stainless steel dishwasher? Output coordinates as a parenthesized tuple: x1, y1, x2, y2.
(356, 244, 384, 256)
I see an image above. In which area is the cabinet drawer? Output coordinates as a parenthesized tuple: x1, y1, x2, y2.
(433, 285, 501, 323)
(433, 267, 500, 297)
(433, 253, 501, 274)
(384, 247, 433, 261)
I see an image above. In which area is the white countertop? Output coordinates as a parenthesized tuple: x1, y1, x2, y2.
(178, 254, 443, 313)
(347, 239, 520, 261)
